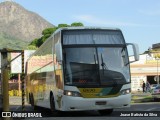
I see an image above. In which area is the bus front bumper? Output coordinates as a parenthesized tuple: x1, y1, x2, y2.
(62, 94, 131, 111)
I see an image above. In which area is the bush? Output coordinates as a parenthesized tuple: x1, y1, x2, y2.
(9, 90, 23, 96)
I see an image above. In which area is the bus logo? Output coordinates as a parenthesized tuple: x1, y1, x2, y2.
(82, 89, 96, 93)
(2, 112, 11, 117)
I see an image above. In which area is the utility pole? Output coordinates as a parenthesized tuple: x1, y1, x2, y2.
(21, 51, 25, 111)
(0, 48, 24, 119)
(1, 50, 10, 120)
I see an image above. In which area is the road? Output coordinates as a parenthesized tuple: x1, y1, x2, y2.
(8, 102, 160, 120)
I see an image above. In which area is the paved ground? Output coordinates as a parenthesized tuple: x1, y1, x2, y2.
(6, 94, 160, 120)
(9, 96, 28, 105)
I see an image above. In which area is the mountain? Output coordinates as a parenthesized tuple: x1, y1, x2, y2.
(0, 1, 54, 50)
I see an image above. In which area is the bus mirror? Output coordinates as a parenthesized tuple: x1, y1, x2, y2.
(127, 43, 139, 63)
(55, 43, 62, 62)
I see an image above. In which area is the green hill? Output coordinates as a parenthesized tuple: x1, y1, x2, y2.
(0, 1, 54, 50)
(0, 34, 29, 50)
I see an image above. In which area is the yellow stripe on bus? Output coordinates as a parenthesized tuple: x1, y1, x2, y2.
(78, 88, 120, 98)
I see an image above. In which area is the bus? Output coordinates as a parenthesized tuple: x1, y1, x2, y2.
(25, 27, 139, 115)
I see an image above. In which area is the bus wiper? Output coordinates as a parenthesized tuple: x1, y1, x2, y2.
(94, 53, 97, 65)
(101, 53, 108, 74)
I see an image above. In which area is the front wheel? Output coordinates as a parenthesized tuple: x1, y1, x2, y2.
(98, 109, 113, 116)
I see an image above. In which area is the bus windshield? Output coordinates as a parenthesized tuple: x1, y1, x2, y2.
(63, 47, 129, 87)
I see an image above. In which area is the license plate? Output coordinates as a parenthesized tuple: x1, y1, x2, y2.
(95, 101, 107, 105)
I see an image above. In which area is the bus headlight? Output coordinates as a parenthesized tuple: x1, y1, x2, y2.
(120, 89, 131, 95)
(64, 90, 82, 97)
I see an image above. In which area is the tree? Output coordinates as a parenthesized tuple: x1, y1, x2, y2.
(29, 38, 38, 46)
(29, 38, 42, 48)
(58, 24, 70, 28)
(26, 45, 37, 50)
(154, 53, 160, 59)
(71, 22, 84, 27)
(42, 28, 57, 35)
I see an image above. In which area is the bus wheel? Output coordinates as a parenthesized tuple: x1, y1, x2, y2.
(50, 95, 59, 116)
(30, 93, 34, 106)
(98, 109, 113, 116)
(30, 93, 38, 110)
(29, 93, 31, 104)
(30, 93, 36, 109)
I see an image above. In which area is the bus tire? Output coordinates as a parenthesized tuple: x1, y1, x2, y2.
(30, 93, 34, 106)
(98, 109, 113, 116)
(29, 93, 31, 104)
(30, 93, 37, 110)
(50, 94, 59, 116)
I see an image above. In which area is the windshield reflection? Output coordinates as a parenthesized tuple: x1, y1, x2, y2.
(64, 47, 129, 86)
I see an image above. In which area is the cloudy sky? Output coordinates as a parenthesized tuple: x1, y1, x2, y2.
(3, 0, 160, 54)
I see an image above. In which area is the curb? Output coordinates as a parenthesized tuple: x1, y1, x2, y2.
(132, 98, 154, 103)
(132, 98, 160, 103)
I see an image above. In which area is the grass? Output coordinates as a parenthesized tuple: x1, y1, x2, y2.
(132, 96, 139, 99)
(144, 96, 152, 99)
(131, 95, 154, 103)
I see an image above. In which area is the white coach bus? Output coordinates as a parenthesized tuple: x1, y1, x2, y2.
(26, 27, 139, 115)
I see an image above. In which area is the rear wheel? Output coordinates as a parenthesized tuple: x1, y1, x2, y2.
(30, 93, 37, 110)
(30, 93, 34, 106)
(98, 109, 113, 116)
(28, 93, 31, 104)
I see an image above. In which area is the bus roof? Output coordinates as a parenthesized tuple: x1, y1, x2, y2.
(27, 27, 122, 62)
(53, 26, 121, 35)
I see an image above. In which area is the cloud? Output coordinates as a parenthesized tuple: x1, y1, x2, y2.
(73, 15, 144, 27)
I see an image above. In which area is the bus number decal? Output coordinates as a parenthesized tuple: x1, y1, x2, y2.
(82, 89, 96, 93)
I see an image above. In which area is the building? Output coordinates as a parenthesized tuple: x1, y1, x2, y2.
(152, 43, 160, 49)
(130, 53, 160, 92)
